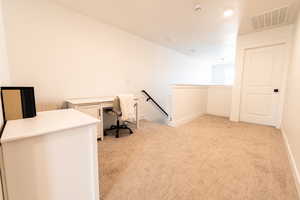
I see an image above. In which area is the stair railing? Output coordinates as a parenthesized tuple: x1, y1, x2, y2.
(141, 90, 169, 117)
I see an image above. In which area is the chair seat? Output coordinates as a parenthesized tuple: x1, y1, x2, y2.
(104, 108, 122, 116)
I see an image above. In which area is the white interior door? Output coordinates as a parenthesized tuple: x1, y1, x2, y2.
(240, 44, 286, 126)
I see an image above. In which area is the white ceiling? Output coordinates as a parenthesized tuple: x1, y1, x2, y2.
(52, 0, 299, 63)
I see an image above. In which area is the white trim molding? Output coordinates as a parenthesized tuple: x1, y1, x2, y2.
(230, 25, 294, 128)
(168, 84, 232, 127)
(281, 128, 300, 196)
(169, 84, 207, 127)
(167, 112, 204, 127)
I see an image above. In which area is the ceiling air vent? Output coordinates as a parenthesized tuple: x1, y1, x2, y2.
(251, 6, 289, 30)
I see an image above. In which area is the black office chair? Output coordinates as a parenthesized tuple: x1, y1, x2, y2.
(104, 97, 133, 138)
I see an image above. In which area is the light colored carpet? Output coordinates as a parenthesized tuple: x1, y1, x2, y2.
(98, 115, 299, 200)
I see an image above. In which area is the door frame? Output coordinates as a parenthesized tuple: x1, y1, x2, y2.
(230, 26, 293, 128)
(240, 43, 287, 127)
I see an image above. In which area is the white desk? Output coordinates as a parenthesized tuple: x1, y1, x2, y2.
(65, 97, 139, 140)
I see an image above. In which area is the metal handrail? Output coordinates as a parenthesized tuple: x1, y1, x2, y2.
(141, 90, 169, 117)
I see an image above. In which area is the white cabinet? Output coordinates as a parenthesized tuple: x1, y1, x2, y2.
(68, 103, 103, 141)
(0, 109, 100, 200)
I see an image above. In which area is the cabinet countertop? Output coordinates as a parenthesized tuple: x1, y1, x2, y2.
(1, 109, 99, 143)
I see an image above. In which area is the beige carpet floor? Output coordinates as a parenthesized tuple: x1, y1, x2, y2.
(98, 115, 299, 200)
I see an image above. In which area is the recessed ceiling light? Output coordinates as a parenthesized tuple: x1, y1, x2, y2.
(194, 4, 202, 12)
(224, 9, 234, 17)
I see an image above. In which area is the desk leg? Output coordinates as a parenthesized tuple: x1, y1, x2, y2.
(136, 103, 139, 129)
(99, 106, 104, 141)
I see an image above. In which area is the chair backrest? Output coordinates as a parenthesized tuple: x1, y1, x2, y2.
(112, 97, 122, 116)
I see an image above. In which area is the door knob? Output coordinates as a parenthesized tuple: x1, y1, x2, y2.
(274, 89, 279, 93)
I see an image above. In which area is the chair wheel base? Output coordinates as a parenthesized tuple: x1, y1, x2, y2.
(104, 121, 133, 138)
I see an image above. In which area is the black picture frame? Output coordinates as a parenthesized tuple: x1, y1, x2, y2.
(1, 87, 37, 123)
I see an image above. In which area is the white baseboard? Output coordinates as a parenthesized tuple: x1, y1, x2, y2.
(281, 129, 300, 196)
(167, 112, 204, 127)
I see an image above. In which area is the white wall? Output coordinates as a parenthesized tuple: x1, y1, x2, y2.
(169, 84, 232, 126)
(231, 25, 293, 124)
(0, 0, 10, 128)
(211, 63, 234, 85)
(2, 0, 211, 122)
(0, 1, 10, 199)
(207, 86, 232, 117)
(169, 85, 207, 126)
(282, 12, 300, 193)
